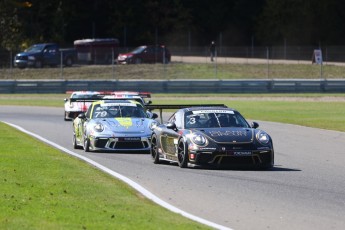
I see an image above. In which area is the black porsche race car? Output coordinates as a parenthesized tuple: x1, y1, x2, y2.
(150, 106, 274, 169)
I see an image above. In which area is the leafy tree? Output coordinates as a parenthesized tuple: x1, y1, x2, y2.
(256, 0, 345, 46)
(0, 0, 25, 50)
(2, 0, 345, 49)
(107, 0, 192, 46)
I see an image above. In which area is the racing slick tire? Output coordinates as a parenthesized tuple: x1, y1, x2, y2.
(73, 133, 82, 149)
(150, 134, 160, 164)
(177, 139, 188, 168)
(64, 112, 69, 121)
(83, 137, 90, 152)
(259, 163, 274, 170)
(259, 151, 274, 170)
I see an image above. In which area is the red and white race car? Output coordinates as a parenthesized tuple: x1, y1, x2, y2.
(64, 91, 152, 121)
(102, 91, 152, 106)
(64, 91, 102, 120)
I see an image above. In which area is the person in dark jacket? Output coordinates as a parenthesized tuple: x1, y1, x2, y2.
(209, 41, 216, 61)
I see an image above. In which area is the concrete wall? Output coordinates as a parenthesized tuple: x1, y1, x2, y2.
(1, 79, 345, 93)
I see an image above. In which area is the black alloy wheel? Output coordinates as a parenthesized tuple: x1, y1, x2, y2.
(83, 136, 90, 152)
(151, 134, 160, 164)
(177, 140, 188, 168)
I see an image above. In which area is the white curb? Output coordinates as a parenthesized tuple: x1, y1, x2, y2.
(3, 121, 232, 230)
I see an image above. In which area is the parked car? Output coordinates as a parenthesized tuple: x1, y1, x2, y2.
(14, 43, 77, 68)
(150, 106, 274, 169)
(117, 45, 171, 64)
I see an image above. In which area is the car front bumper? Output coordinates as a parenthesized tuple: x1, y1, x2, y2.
(189, 148, 274, 168)
(89, 136, 151, 152)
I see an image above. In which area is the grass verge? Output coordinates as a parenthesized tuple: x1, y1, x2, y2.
(152, 98, 345, 132)
(1, 62, 345, 79)
(0, 93, 344, 132)
(0, 122, 210, 229)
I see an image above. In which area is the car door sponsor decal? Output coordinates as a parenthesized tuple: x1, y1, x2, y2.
(160, 136, 176, 155)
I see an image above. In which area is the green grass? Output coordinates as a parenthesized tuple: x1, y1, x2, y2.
(152, 97, 345, 132)
(0, 122, 210, 229)
(1, 62, 345, 79)
(0, 94, 65, 107)
(229, 100, 345, 131)
(0, 93, 344, 131)
(0, 93, 344, 228)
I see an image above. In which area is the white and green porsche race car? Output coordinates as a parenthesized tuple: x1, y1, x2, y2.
(73, 99, 158, 153)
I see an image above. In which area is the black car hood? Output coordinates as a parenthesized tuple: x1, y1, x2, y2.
(199, 127, 254, 144)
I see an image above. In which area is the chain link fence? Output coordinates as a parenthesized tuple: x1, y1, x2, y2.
(1, 46, 345, 80)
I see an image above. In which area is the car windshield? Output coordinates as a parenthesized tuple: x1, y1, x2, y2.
(92, 103, 147, 118)
(184, 110, 250, 129)
(25, 44, 45, 52)
(130, 46, 146, 54)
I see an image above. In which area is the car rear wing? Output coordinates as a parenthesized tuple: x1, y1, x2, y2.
(67, 98, 150, 112)
(100, 91, 151, 98)
(66, 91, 151, 100)
(146, 104, 227, 123)
(67, 92, 151, 103)
(67, 96, 104, 102)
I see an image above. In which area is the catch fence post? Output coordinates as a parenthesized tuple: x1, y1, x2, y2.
(266, 47, 270, 79)
(60, 51, 64, 79)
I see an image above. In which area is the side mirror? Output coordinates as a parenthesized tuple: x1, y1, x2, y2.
(251, 122, 259, 129)
(166, 122, 177, 130)
(78, 113, 86, 119)
(146, 100, 152, 105)
(64, 98, 68, 102)
(151, 113, 158, 119)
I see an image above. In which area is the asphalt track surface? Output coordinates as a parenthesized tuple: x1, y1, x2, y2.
(1, 106, 345, 230)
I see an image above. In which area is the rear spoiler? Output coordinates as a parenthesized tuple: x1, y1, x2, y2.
(67, 97, 150, 107)
(146, 104, 227, 123)
(100, 91, 151, 98)
(68, 96, 104, 102)
(67, 93, 151, 103)
(66, 91, 151, 99)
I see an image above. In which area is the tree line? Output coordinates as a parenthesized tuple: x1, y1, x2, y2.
(1, 0, 345, 50)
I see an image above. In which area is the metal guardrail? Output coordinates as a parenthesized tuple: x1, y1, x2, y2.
(0, 79, 345, 94)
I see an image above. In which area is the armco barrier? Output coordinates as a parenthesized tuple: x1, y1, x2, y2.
(0, 79, 345, 94)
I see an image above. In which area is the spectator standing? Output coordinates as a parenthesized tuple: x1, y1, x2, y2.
(209, 41, 216, 61)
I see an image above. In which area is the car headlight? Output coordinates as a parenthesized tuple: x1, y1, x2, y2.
(256, 131, 270, 145)
(191, 133, 208, 146)
(94, 123, 104, 132)
(149, 121, 158, 130)
(28, 56, 35, 60)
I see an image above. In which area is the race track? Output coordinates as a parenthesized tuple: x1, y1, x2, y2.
(1, 105, 345, 230)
